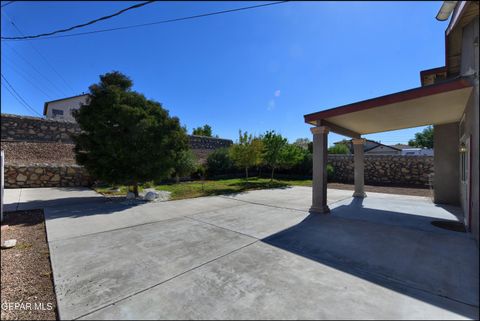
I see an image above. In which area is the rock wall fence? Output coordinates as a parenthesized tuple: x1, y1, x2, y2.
(1, 113, 233, 149)
(1, 113, 81, 143)
(328, 155, 434, 187)
(4, 164, 91, 188)
(1, 113, 232, 187)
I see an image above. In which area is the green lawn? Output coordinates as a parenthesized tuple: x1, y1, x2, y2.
(95, 177, 312, 200)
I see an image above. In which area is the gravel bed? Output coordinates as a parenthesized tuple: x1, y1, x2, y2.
(1, 210, 57, 320)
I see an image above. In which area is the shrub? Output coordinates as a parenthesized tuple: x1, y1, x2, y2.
(206, 148, 235, 177)
(172, 150, 197, 182)
(328, 143, 350, 154)
(191, 164, 206, 180)
(289, 149, 312, 176)
(327, 163, 334, 180)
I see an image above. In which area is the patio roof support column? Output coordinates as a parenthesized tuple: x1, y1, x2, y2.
(352, 138, 367, 198)
(310, 126, 330, 214)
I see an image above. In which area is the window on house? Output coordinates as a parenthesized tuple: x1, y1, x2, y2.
(52, 109, 64, 116)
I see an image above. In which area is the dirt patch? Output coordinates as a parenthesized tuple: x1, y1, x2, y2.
(2, 141, 76, 165)
(328, 183, 432, 197)
(1, 210, 57, 320)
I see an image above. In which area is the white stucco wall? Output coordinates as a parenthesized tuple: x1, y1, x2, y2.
(45, 95, 90, 122)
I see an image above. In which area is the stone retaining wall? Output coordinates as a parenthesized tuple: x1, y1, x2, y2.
(1, 114, 81, 143)
(4, 164, 91, 188)
(328, 155, 434, 186)
(1, 114, 233, 149)
(188, 135, 232, 149)
(1, 113, 232, 188)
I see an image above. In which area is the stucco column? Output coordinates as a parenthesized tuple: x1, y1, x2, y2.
(352, 138, 367, 198)
(310, 126, 330, 214)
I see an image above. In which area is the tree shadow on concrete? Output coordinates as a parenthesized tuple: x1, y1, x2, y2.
(4, 196, 147, 220)
(262, 197, 479, 318)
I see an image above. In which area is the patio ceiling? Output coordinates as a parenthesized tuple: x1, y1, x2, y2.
(304, 77, 473, 137)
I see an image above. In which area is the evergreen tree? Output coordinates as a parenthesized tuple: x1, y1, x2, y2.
(73, 71, 188, 196)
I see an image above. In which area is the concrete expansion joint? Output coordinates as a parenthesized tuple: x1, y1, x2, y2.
(185, 216, 259, 240)
(218, 195, 307, 213)
(47, 202, 248, 243)
(72, 239, 259, 320)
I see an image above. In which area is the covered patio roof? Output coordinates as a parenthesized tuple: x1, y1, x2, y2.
(304, 77, 473, 137)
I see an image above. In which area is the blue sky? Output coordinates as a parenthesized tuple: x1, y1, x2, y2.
(1, 1, 448, 145)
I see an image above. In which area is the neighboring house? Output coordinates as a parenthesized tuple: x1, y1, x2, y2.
(334, 139, 402, 155)
(390, 143, 411, 150)
(43, 94, 90, 122)
(401, 148, 434, 156)
(390, 144, 434, 156)
(304, 1, 479, 243)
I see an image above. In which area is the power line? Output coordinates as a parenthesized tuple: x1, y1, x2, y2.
(2, 1, 155, 40)
(1, 1, 14, 8)
(2, 55, 55, 99)
(3, 41, 69, 96)
(2, 11, 76, 93)
(2, 1, 289, 42)
(1, 73, 42, 116)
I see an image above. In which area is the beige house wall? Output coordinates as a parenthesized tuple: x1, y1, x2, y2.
(459, 17, 479, 242)
(433, 122, 460, 206)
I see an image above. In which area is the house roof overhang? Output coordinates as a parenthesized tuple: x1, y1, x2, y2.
(304, 77, 473, 137)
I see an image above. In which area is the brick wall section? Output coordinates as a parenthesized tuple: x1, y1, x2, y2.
(328, 155, 434, 187)
(4, 164, 91, 188)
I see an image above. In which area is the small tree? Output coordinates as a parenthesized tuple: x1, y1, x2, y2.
(262, 130, 288, 180)
(192, 124, 213, 137)
(73, 71, 188, 197)
(293, 138, 311, 150)
(229, 130, 263, 179)
(278, 144, 305, 172)
(328, 143, 350, 154)
(408, 126, 433, 148)
(172, 150, 197, 183)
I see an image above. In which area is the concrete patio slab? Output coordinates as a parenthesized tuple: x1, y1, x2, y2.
(223, 186, 353, 211)
(5, 187, 478, 319)
(263, 211, 478, 307)
(2, 188, 21, 212)
(49, 217, 255, 320)
(83, 241, 477, 320)
(45, 195, 247, 241)
(189, 202, 309, 239)
(3, 187, 105, 211)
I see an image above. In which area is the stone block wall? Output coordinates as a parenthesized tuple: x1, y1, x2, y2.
(1, 113, 232, 188)
(188, 135, 232, 149)
(4, 164, 91, 188)
(328, 155, 434, 187)
(1, 113, 233, 149)
(1, 113, 81, 143)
